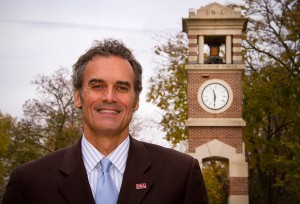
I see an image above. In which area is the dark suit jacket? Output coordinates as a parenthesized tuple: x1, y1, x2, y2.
(3, 137, 208, 204)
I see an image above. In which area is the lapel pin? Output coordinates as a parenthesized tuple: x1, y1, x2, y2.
(136, 183, 147, 189)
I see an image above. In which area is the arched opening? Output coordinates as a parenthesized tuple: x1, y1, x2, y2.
(203, 36, 226, 64)
(202, 157, 229, 204)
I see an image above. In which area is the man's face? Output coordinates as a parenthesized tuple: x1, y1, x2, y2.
(74, 55, 139, 138)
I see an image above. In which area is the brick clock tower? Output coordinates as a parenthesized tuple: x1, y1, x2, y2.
(182, 3, 248, 204)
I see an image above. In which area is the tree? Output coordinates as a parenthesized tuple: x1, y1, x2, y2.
(0, 68, 83, 199)
(22, 67, 82, 152)
(202, 159, 229, 204)
(129, 103, 172, 148)
(0, 113, 44, 199)
(147, 33, 188, 144)
(243, 0, 300, 203)
(0, 112, 15, 198)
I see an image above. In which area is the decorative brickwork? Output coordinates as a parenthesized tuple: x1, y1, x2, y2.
(232, 43, 241, 47)
(187, 72, 243, 118)
(188, 127, 243, 153)
(188, 52, 198, 56)
(188, 35, 197, 39)
(229, 177, 248, 195)
(232, 52, 242, 56)
(233, 35, 242, 39)
(232, 35, 242, 63)
(188, 43, 198, 48)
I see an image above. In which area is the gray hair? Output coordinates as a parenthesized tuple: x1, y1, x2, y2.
(72, 39, 143, 99)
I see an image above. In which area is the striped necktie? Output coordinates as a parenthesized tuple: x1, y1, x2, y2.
(95, 158, 118, 204)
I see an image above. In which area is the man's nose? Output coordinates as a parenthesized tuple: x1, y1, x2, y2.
(102, 87, 117, 103)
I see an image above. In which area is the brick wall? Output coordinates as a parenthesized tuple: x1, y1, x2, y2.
(229, 177, 248, 195)
(232, 35, 242, 64)
(187, 71, 243, 118)
(188, 127, 243, 153)
(188, 35, 198, 63)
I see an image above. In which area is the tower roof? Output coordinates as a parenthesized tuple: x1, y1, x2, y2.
(182, 2, 248, 33)
(189, 2, 243, 19)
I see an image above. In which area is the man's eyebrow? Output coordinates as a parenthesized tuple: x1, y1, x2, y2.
(116, 81, 131, 88)
(88, 79, 105, 85)
(88, 79, 132, 88)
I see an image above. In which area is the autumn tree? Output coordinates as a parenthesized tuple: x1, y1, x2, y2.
(147, 33, 188, 144)
(243, 0, 300, 203)
(202, 159, 229, 204)
(22, 67, 81, 152)
(0, 113, 45, 199)
(0, 68, 84, 199)
(0, 112, 15, 199)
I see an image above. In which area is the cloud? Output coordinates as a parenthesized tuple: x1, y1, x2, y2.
(0, 19, 178, 34)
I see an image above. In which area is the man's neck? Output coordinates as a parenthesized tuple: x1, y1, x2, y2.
(83, 130, 129, 156)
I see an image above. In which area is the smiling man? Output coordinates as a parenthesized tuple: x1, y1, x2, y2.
(74, 55, 139, 156)
(3, 39, 208, 204)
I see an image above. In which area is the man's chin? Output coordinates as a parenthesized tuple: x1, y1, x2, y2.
(94, 124, 127, 135)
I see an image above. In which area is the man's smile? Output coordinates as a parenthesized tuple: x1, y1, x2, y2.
(94, 104, 122, 115)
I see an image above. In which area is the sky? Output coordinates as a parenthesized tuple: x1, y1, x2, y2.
(0, 0, 244, 119)
(0, 0, 246, 148)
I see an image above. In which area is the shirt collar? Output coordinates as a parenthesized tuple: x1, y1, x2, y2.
(81, 135, 130, 175)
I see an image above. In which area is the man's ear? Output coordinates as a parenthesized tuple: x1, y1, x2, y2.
(133, 98, 139, 112)
(74, 90, 82, 109)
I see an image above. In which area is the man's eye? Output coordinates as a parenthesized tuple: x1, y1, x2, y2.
(116, 86, 129, 92)
(92, 85, 105, 90)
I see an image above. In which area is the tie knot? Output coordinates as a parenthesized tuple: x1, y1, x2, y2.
(100, 157, 112, 173)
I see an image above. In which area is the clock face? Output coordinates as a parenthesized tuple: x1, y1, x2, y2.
(201, 83, 229, 110)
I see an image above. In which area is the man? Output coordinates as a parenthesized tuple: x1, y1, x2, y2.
(3, 39, 208, 204)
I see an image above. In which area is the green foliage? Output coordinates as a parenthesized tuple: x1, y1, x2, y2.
(202, 160, 229, 204)
(147, 33, 188, 144)
(243, 0, 300, 203)
(0, 112, 12, 158)
(0, 68, 82, 200)
(0, 114, 44, 199)
(243, 66, 300, 203)
(0, 112, 15, 198)
(6, 119, 46, 170)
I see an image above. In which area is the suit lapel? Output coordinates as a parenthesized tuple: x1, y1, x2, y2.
(59, 139, 94, 204)
(118, 137, 153, 204)
(58, 137, 153, 204)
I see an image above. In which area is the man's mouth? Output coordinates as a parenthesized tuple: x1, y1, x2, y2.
(97, 109, 120, 114)
(94, 104, 121, 114)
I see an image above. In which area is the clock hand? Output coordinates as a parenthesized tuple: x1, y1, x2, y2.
(213, 90, 216, 106)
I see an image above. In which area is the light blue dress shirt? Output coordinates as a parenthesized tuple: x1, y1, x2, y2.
(81, 135, 130, 198)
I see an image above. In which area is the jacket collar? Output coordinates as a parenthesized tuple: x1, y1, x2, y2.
(117, 136, 153, 204)
(59, 138, 94, 204)
(58, 136, 153, 204)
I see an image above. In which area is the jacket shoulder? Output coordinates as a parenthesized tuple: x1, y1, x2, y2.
(15, 148, 66, 176)
(140, 140, 195, 165)
(15, 140, 81, 177)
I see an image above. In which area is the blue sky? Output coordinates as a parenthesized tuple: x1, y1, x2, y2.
(0, 0, 243, 118)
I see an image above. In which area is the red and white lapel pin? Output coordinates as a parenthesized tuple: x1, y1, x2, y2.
(136, 183, 147, 189)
